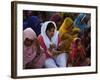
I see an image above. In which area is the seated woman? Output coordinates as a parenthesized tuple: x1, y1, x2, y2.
(38, 21, 67, 68)
(23, 28, 46, 69)
(59, 17, 80, 53)
(68, 38, 90, 66)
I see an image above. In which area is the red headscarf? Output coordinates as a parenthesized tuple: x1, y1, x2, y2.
(68, 38, 86, 66)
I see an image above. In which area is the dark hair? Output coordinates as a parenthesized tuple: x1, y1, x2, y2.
(75, 38, 81, 44)
(46, 23, 55, 31)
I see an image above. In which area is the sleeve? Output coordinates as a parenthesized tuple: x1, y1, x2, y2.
(37, 35, 52, 58)
(37, 35, 46, 51)
(58, 34, 61, 45)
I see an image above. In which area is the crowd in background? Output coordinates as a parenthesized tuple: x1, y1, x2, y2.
(23, 10, 91, 69)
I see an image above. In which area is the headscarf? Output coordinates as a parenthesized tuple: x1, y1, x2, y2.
(59, 17, 80, 52)
(23, 28, 37, 68)
(59, 17, 73, 37)
(68, 38, 86, 66)
(41, 21, 59, 49)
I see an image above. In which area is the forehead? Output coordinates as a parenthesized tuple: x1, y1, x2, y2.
(48, 27, 55, 31)
(25, 38, 33, 41)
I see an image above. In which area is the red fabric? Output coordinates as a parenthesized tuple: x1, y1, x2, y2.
(68, 39, 86, 66)
(38, 34, 61, 58)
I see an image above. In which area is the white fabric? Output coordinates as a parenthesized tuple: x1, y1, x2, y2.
(44, 53, 67, 68)
(56, 53, 67, 67)
(41, 21, 59, 49)
(45, 58, 58, 68)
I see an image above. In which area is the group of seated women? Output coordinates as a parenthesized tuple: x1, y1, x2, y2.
(23, 13, 91, 69)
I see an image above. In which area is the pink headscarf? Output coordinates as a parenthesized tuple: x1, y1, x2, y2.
(23, 28, 37, 68)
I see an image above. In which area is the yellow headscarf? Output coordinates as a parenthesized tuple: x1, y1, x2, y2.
(59, 17, 80, 53)
(59, 17, 73, 37)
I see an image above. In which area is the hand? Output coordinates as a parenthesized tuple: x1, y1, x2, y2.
(62, 51, 67, 53)
(58, 40, 66, 50)
(50, 43, 56, 49)
(47, 49, 53, 56)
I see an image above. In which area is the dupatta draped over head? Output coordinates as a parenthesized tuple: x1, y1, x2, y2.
(68, 38, 86, 66)
(41, 21, 59, 49)
(24, 28, 46, 69)
(59, 17, 74, 37)
(23, 28, 37, 68)
(59, 17, 80, 52)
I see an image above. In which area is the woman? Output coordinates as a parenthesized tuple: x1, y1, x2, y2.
(68, 38, 90, 66)
(38, 21, 67, 68)
(23, 28, 46, 69)
(59, 17, 80, 53)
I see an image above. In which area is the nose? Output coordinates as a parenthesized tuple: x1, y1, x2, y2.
(51, 32, 54, 36)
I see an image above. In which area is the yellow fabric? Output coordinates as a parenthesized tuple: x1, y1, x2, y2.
(59, 17, 73, 37)
(59, 17, 80, 53)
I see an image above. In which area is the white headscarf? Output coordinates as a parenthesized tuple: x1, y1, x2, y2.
(41, 21, 59, 49)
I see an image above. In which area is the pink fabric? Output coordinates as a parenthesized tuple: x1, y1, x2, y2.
(23, 46, 37, 68)
(32, 52, 46, 68)
(24, 28, 46, 68)
(23, 28, 37, 68)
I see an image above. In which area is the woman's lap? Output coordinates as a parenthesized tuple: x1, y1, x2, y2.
(44, 53, 67, 68)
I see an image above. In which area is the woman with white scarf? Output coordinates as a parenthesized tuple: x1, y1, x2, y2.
(38, 21, 67, 68)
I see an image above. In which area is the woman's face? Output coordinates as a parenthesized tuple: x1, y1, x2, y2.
(65, 23, 73, 31)
(46, 28, 55, 39)
(24, 38, 33, 47)
(75, 39, 81, 45)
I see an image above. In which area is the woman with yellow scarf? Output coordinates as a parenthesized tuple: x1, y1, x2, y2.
(59, 17, 80, 53)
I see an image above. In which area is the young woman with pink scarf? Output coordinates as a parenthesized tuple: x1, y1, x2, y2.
(23, 28, 46, 69)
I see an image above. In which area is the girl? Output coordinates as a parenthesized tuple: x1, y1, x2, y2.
(38, 21, 67, 68)
(23, 28, 46, 69)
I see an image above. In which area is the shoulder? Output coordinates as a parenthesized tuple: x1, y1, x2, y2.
(37, 34, 43, 40)
(37, 35, 45, 44)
